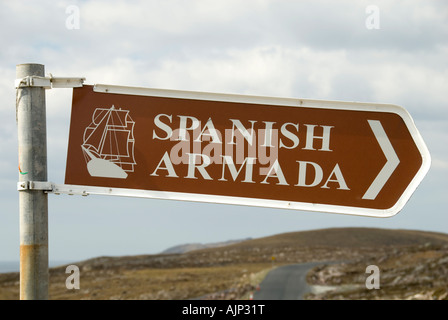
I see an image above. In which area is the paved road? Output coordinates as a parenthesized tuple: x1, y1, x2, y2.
(253, 262, 324, 300)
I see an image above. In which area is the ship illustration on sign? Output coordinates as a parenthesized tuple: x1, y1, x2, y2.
(81, 106, 136, 179)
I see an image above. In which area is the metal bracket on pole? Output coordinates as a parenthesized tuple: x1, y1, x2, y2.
(15, 75, 85, 89)
(17, 181, 54, 192)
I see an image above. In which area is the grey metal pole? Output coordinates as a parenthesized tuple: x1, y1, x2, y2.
(16, 63, 49, 300)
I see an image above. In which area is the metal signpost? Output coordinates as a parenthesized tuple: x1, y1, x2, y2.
(16, 63, 430, 299)
(16, 64, 49, 300)
(16, 63, 84, 299)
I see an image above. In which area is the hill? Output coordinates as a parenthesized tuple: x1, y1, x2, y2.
(1, 227, 447, 300)
(49, 227, 448, 271)
(221, 227, 448, 250)
(160, 238, 251, 254)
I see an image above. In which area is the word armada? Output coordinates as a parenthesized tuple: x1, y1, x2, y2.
(149, 113, 350, 190)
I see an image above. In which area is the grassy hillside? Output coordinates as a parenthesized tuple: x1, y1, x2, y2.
(1, 227, 447, 300)
(223, 227, 448, 250)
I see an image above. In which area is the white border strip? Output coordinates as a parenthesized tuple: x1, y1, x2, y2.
(51, 183, 396, 218)
(94, 83, 407, 112)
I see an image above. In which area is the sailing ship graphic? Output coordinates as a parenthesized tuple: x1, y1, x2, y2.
(82, 105, 136, 179)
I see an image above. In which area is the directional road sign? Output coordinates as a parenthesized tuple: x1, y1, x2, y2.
(63, 84, 430, 217)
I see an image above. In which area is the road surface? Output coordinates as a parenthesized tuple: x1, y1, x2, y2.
(253, 262, 324, 300)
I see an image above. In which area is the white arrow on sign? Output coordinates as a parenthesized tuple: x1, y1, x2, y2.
(362, 120, 400, 200)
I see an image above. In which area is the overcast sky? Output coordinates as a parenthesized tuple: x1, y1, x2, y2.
(1, 0, 447, 263)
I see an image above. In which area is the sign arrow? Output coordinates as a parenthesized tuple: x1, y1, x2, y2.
(362, 120, 400, 200)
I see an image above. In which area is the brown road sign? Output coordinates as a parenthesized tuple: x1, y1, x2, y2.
(63, 84, 430, 217)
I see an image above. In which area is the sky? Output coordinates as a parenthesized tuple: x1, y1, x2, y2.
(1, 0, 447, 263)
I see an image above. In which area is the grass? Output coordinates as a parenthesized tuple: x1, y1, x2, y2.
(2, 227, 448, 300)
(0, 263, 274, 300)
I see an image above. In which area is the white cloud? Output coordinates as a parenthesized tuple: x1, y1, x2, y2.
(432, 158, 448, 170)
(81, 0, 270, 34)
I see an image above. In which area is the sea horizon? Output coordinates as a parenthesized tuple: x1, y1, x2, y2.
(0, 260, 74, 274)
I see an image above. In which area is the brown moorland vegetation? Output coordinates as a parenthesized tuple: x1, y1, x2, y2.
(1, 227, 447, 300)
